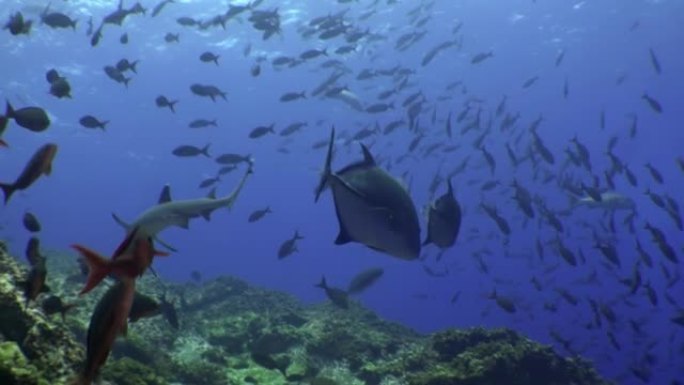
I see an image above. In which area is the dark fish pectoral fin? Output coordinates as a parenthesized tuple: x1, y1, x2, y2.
(334, 227, 353, 245)
(201, 210, 212, 221)
(111, 212, 131, 231)
(0, 183, 15, 204)
(154, 236, 178, 252)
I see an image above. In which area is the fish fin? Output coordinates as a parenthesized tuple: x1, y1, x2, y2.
(201, 210, 212, 221)
(177, 218, 190, 229)
(314, 126, 335, 202)
(334, 226, 353, 245)
(4, 101, 14, 119)
(314, 275, 327, 289)
(111, 212, 131, 231)
(0, 183, 16, 204)
(154, 236, 177, 252)
(71, 245, 110, 295)
(359, 143, 376, 166)
(207, 188, 216, 199)
(158, 184, 172, 203)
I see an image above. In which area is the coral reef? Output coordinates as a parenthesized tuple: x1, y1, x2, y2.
(0, 243, 611, 385)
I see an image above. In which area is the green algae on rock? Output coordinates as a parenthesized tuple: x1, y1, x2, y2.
(0, 244, 610, 385)
(0, 246, 82, 385)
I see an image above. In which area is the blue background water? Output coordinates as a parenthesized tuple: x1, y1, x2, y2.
(1, 0, 683, 384)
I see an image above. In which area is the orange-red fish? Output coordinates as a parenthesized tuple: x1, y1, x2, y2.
(0, 143, 57, 204)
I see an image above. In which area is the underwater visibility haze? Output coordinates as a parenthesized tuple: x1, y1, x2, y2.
(0, 0, 683, 384)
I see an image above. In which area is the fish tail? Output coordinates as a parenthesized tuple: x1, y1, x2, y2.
(314, 126, 335, 202)
(315, 276, 327, 289)
(71, 244, 111, 295)
(100, 121, 109, 130)
(0, 182, 16, 204)
(169, 101, 177, 113)
(130, 61, 139, 74)
(0, 138, 8, 148)
(201, 143, 211, 158)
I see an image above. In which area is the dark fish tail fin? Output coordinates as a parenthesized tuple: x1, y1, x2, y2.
(130, 60, 139, 74)
(100, 120, 109, 130)
(294, 230, 303, 240)
(0, 182, 16, 204)
(201, 143, 211, 158)
(71, 244, 111, 295)
(315, 276, 327, 289)
(314, 126, 335, 202)
(169, 101, 178, 113)
(123, 77, 131, 88)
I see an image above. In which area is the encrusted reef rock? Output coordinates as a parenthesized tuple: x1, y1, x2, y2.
(0, 242, 611, 385)
(359, 328, 609, 385)
(0, 244, 82, 385)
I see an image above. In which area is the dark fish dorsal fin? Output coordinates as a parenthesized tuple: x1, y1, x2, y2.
(359, 143, 376, 166)
(447, 178, 454, 196)
(158, 185, 172, 204)
(207, 188, 217, 199)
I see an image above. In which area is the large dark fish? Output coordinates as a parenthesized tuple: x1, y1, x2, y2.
(315, 127, 421, 260)
(423, 179, 461, 249)
(0, 143, 58, 204)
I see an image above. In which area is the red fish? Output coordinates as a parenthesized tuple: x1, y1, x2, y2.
(0, 143, 58, 204)
(76, 278, 136, 385)
(71, 228, 168, 295)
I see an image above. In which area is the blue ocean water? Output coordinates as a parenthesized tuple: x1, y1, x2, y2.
(1, 0, 683, 383)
